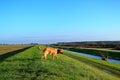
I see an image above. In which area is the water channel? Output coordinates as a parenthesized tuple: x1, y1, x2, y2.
(66, 50, 120, 64)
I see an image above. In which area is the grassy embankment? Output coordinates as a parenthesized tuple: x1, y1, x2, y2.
(51, 46, 120, 77)
(0, 45, 119, 80)
(64, 51, 120, 77)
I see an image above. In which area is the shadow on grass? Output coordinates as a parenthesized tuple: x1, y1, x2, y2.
(0, 46, 33, 62)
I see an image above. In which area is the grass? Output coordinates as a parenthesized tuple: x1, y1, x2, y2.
(0, 45, 120, 80)
(52, 46, 120, 76)
(64, 51, 120, 77)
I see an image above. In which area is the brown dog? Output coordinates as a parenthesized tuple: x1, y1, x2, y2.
(38, 46, 64, 60)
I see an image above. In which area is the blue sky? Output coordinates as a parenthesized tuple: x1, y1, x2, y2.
(0, 0, 120, 44)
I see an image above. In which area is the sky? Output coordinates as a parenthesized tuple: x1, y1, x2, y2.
(0, 0, 120, 44)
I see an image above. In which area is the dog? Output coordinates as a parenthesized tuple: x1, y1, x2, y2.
(38, 46, 64, 60)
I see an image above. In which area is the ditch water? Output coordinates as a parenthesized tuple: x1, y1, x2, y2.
(66, 50, 120, 64)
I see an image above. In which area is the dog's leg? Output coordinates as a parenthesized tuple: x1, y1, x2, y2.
(54, 53, 57, 59)
(44, 54, 47, 59)
(44, 51, 48, 59)
(41, 52, 47, 59)
(41, 54, 44, 59)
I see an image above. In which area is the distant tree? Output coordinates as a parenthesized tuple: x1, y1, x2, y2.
(30, 43, 38, 45)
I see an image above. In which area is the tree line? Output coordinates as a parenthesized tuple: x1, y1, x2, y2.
(52, 41, 120, 50)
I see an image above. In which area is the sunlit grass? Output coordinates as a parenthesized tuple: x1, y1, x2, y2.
(0, 46, 119, 80)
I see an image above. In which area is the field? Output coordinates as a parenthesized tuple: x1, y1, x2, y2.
(0, 45, 120, 80)
(0, 45, 31, 55)
(0, 45, 32, 62)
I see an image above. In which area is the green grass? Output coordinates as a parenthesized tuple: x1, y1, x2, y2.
(0, 46, 119, 80)
(51, 46, 120, 76)
(64, 51, 120, 77)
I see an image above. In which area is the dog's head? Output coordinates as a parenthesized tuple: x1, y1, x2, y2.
(57, 49, 64, 54)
